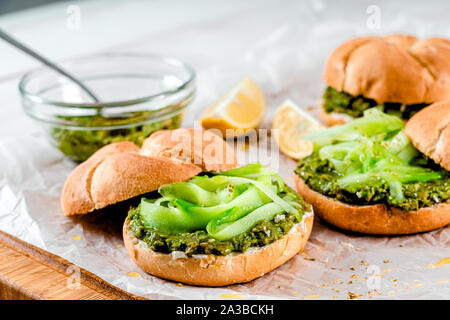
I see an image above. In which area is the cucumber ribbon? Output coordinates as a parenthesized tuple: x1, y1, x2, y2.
(301, 108, 442, 204)
(138, 164, 302, 240)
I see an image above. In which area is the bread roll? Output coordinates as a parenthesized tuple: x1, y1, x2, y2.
(123, 214, 313, 286)
(61, 129, 237, 216)
(140, 128, 237, 172)
(295, 175, 450, 235)
(324, 34, 450, 104)
(405, 101, 450, 171)
(300, 99, 450, 234)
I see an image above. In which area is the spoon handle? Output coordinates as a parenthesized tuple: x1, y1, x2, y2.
(0, 28, 100, 103)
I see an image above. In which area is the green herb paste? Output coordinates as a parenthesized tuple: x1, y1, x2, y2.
(50, 112, 183, 162)
(127, 186, 309, 257)
(296, 153, 449, 211)
(323, 86, 428, 120)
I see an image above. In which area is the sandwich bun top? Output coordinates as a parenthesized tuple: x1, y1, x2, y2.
(61, 129, 238, 216)
(324, 34, 450, 104)
(140, 128, 237, 172)
(405, 101, 450, 171)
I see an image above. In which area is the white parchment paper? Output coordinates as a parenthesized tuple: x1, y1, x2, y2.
(0, 0, 449, 299)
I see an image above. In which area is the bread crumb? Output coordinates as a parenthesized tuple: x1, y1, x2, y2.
(347, 292, 362, 300)
(435, 280, 449, 284)
(220, 294, 245, 299)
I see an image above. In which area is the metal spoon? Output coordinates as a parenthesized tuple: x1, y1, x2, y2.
(0, 28, 100, 103)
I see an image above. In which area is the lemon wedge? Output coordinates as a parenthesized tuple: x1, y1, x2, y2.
(201, 78, 266, 137)
(272, 99, 323, 160)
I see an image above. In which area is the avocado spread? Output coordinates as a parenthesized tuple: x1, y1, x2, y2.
(50, 112, 183, 162)
(127, 169, 309, 257)
(323, 86, 428, 120)
(296, 153, 450, 211)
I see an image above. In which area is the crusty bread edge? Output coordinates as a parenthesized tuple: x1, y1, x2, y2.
(62, 151, 201, 216)
(404, 101, 450, 171)
(317, 101, 354, 127)
(322, 34, 450, 104)
(123, 213, 313, 286)
(61, 128, 239, 216)
(61, 141, 141, 216)
(295, 175, 450, 235)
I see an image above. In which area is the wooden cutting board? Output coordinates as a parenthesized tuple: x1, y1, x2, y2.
(0, 230, 145, 300)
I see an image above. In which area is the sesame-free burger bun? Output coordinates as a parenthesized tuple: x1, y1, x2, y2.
(123, 214, 313, 287)
(294, 175, 450, 235)
(140, 128, 237, 172)
(61, 129, 238, 216)
(404, 101, 450, 171)
(324, 34, 450, 105)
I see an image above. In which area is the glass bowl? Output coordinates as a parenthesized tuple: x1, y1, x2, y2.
(19, 53, 195, 162)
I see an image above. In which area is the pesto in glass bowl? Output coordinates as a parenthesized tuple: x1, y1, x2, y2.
(20, 54, 195, 162)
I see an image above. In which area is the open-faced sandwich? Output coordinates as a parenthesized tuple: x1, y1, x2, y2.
(294, 103, 449, 235)
(320, 34, 450, 126)
(61, 128, 313, 286)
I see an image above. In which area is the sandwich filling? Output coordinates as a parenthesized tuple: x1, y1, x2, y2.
(51, 112, 183, 162)
(295, 109, 449, 211)
(128, 164, 310, 257)
(323, 86, 428, 120)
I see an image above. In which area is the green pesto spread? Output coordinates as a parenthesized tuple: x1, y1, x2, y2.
(50, 112, 183, 162)
(127, 185, 309, 257)
(296, 153, 449, 211)
(323, 86, 428, 120)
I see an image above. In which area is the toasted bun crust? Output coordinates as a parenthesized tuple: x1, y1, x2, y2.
(61, 145, 201, 216)
(123, 214, 313, 286)
(324, 34, 450, 104)
(318, 101, 353, 126)
(295, 175, 450, 235)
(61, 129, 237, 216)
(405, 101, 450, 171)
(141, 128, 238, 172)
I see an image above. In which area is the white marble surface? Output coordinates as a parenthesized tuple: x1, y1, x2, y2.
(0, 0, 449, 300)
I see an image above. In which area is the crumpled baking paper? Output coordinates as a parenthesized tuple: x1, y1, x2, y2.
(1, 0, 449, 299)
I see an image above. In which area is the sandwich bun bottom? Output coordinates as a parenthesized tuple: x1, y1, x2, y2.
(318, 101, 354, 127)
(295, 175, 450, 235)
(123, 214, 313, 286)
